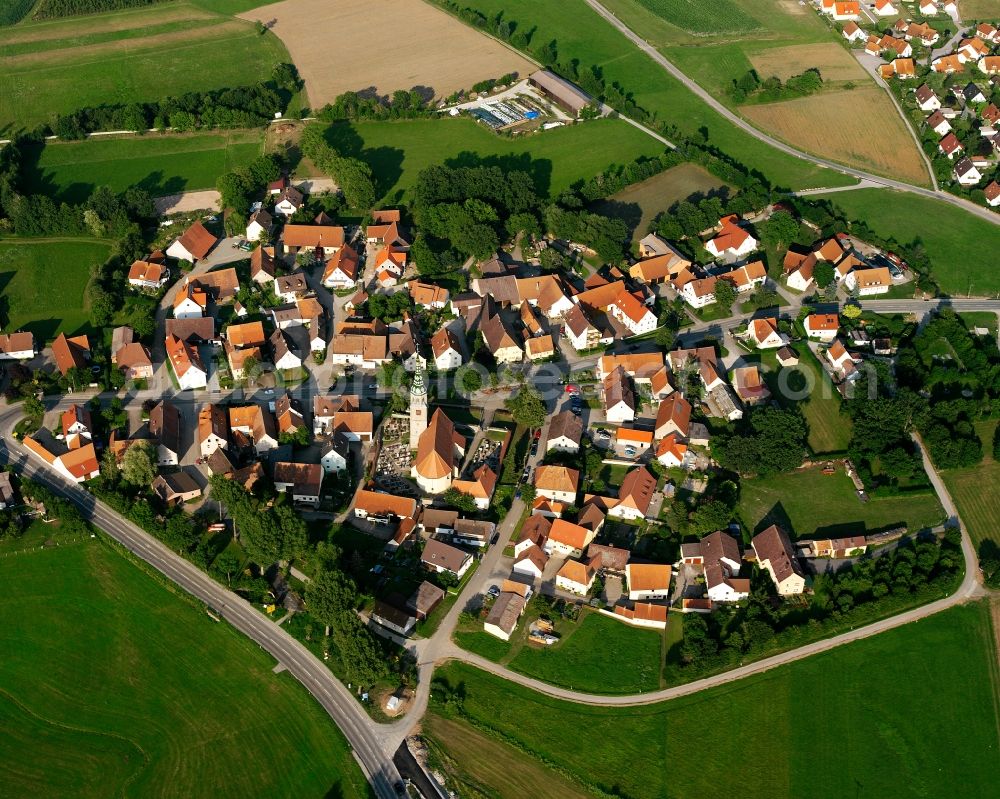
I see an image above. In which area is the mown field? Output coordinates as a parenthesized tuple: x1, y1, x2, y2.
(743, 88, 929, 186)
(324, 117, 667, 202)
(962, 0, 1000, 18)
(507, 611, 664, 694)
(432, 0, 856, 190)
(0, 237, 110, 341)
(816, 189, 1000, 296)
(430, 601, 1000, 799)
(738, 465, 945, 538)
(0, 2, 294, 131)
(763, 343, 852, 454)
(0, 524, 369, 799)
(943, 420, 1000, 548)
(22, 131, 264, 203)
(240, 0, 534, 106)
(590, 162, 730, 241)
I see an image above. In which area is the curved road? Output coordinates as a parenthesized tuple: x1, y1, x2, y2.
(584, 0, 1000, 227)
(0, 404, 403, 799)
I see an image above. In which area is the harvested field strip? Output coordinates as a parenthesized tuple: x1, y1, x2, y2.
(741, 88, 929, 186)
(239, 0, 534, 106)
(424, 714, 594, 799)
(0, 16, 216, 56)
(0, 2, 214, 45)
(942, 421, 1000, 548)
(748, 42, 867, 82)
(5, 19, 248, 69)
(633, 0, 761, 34)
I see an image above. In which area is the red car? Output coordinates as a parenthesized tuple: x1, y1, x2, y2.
(565, 384, 578, 393)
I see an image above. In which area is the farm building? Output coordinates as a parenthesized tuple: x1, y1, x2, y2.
(528, 70, 592, 116)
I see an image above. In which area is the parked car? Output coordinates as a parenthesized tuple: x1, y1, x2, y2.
(487, 584, 501, 597)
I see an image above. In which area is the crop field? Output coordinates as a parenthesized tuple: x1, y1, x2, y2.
(0, 0, 35, 26)
(0, 526, 369, 799)
(738, 465, 945, 538)
(323, 117, 666, 202)
(743, 88, 930, 185)
(22, 131, 263, 203)
(0, 2, 293, 132)
(590, 162, 730, 241)
(508, 612, 664, 694)
(816, 189, 1000, 296)
(0, 238, 111, 341)
(749, 42, 868, 83)
(423, 714, 594, 799)
(432, 0, 856, 190)
(962, 0, 1000, 18)
(240, 0, 534, 107)
(432, 602, 1000, 799)
(943, 421, 1000, 548)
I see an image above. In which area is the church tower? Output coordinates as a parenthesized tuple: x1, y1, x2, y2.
(409, 356, 428, 451)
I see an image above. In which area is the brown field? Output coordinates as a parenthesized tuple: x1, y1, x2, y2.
(741, 87, 929, 185)
(749, 42, 867, 82)
(240, 0, 535, 106)
(961, 0, 1000, 19)
(591, 162, 730, 240)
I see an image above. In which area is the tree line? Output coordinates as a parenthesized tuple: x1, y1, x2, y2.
(729, 68, 824, 104)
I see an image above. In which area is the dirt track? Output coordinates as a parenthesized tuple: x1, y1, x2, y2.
(240, 0, 534, 105)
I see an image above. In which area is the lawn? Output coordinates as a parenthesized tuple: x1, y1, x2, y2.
(738, 464, 945, 538)
(0, 526, 369, 799)
(431, 0, 856, 190)
(942, 420, 1000, 549)
(0, 2, 295, 131)
(765, 343, 852, 454)
(423, 714, 594, 799)
(21, 131, 264, 203)
(590, 162, 730, 241)
(431, 601, 1000, 799)
(0, 237, 111, 341)
(326, 116, 668, 202)
(508, 611, 663, 694)
(815, 188, 1000, 296)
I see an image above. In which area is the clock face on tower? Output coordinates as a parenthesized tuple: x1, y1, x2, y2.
(415, 410, 422, 417)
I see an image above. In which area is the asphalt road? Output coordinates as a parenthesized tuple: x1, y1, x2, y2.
(0, 404, 404, 799)
(584, 0, 1000, 227)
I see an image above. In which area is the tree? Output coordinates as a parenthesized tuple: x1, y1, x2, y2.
(714, 407, 807, 476)
(443, 487, 478, 514)
(505, 386, 547, 429)
(121, 441, 156, 486)
(714, 278, 738, 309)
(460, 368, 483, 394)
(758, 210, 798, 250)
(814, 261, 835, 288)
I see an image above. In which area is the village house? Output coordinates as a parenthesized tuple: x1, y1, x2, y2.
(113, 342, 153, 381)
(407, 581, 445, 621)
(320, 433, 351, 474)
(229, 404, 279, 456)
(927, 110, 952, 137)
(166, 220, 217, 263)
(682, 530, 750, 603)
(127, 253, 169, 290)
(480, 312, 523, 364)
(534, 465, 580, 505)
(804, 313, 839, 342)
(842, 20, 866, 43)
(23, 433, 100, 483)
(845, 266, 891, 296)
(370, 601, 416, 637)
(450, 464, 498, 512)
(545, 518, 595, 558)
(282, 224, 345, 257)
(149, 401, 182, 465)
(321, 243, 360, 289)
(609, 292, 658, 336)
(752, 524, 806, 596)
(807, 536, 868, 558)
(954, 157, 983, 186)
(431, 326, 463, 371)
(914, 83, 941, 112)
(251, 246, 277, 285)
(938, 133, 963, 161)
(410, 281, 451, 310)
(704, 215, 758, 262)
(873, 0, 898, 15)
(525, 335, 556, 361)
(484, 582, 529, 640)
(0, 331, 36, 361)
(732, 365, 770, 405)
(51, 332, 90, 376)
(626, 563, 672, 601)
(681, 275, 718, 308)
(151, 472, 202, 506)
(826, 339, 858, 380)
(556, 556, 601, 595)
(273, 185, 304, 218)
(245, 209, 272, 242)
(629, 249, 692, 285)
(165, 334, 206, 390)
(421, 538, 472, 579)
(198, 404, 229, 458)
(545, 411, 584, 454)
(654, 392, 691, 440)
(602, 365, 637, 424)
(747, 317, 784, 349)
(353, 489, 417, 523)
(932, 54, 964, 74)
(655, 433, 688, 468)
(272, 462, 324, 508)
(270, 329, 303, 372)
(608, 467, 657, 521)
(985, 181, 1000, 207)
(783, 250, 816, 291)
(274, 271, 310, 304)
(563, 304, 611, 352)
